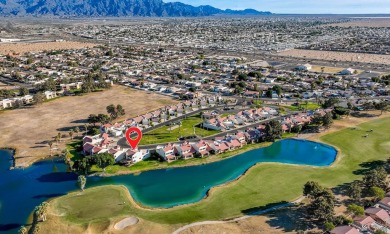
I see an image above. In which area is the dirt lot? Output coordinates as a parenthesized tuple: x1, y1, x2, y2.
(180, 206, 320, 234)
(278, 49, 390, 65)
(327, 19, 390, 28)
(0, 41, 97, 55)
(0, 85, 176, 167)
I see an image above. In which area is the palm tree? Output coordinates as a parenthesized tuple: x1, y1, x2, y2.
(84, 124, 88, 135)
(48, 141, 53, 156)
(57, 132, 61, 143)
(69, 130, 74, 140)
(78, 175, 87, 191)
(74, 127, 80, 136)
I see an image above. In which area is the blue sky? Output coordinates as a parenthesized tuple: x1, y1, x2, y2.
(164, 0, 390, 14)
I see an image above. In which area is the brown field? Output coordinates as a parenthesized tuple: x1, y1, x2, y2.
(327, 19, 390, 28)
(0, 41, 97, 55)
(0, 85, 177, 167)
(278, 49, 390, 65)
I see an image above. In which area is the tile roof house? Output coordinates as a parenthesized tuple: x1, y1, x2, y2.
(156, 143, 178, 161)
(378, 197, 390, 211)
(192, 140, 213, 157)
(353, 216, 376, 232)
(365, 208, 390, 226)
(330, 226, 360, 234)
(175, 142, 196, 159)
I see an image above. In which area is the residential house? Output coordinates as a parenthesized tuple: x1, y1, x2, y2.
(365, 208, 390, 227)
(175, 142, 196, 159)
(330, 226, 360, 234)
(126, 149, 150, 163)
(192, 141, 213, 157)
(156, 143, 177, 161)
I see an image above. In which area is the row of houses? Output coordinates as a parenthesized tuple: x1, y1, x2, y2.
(156, 133, 246, 161)
(331, 195, 390, 234)
(82, 133, 150, 164)
(82, 107, 330, 166)
(0, 91, 56, 110)
(202, 107, 279, 131)
(100, 95, 222, 135)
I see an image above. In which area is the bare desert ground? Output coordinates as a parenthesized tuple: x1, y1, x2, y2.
(0, 85, 177, 166)
(278, 49, 390, 65)
(0, 41, 97, 55)
(327, 18, 390, 27)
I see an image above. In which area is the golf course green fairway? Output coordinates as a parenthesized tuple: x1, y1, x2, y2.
(52, 117, 390, 225)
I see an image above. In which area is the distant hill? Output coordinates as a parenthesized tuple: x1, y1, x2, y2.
(0, 0, 272, 17)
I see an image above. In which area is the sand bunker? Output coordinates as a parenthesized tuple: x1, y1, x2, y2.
(114, 217, 139, 230)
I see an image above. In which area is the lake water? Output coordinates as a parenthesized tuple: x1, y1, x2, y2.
(0, 139, 337, 233)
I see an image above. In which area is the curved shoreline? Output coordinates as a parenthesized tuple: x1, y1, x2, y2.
(105, 139, 338, 211)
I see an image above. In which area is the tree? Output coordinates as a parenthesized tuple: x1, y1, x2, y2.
(74, 127, 80, 136)
(116, 104, 125, 118)
(272, 85, 282, 97)
(69, 130, 74, 140)
(78, 175, 87, 191)
(264, 120, 282, 142)
(307, 191, 335, 221)
(374, 101, 390, 115)
(322, 98, 339, 108)
(303, 181, 323, 198)
(375, 230, 387, 234)
(347, 181, 362, 200)
(311, 113, 323, 126)
(347, 204, 364, 217)
(48, 141, 53, 156)
(106, 104, 116, 119)
(363, 167, 387, 190)
(322, 112, 333, 129)
(324, 222, 335, 232)
(88, 114, 98, 126)
(266, 89, 273, 98)
(370, 186, 385, 201)
(97, 114, 110, 125)
(106, 104, 125, 120)
(19, 87, 29, 96)
(33, 92, 46, 105)
(237, 73, 247, 81)
(74, 157, 93, 175)
(95, 153, 115, 171)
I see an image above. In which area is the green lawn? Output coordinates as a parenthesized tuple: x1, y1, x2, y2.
(282, 102, 321, 111)
(139, 115, 220, 145)
(52, 186, 132, 224)
(53, 117, 390, 226)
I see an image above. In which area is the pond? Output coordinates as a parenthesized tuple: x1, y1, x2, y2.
(0, 139, 337, 233)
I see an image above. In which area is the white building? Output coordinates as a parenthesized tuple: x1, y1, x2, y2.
(296, 64, 312, 71)
(340, 68, 356, 75)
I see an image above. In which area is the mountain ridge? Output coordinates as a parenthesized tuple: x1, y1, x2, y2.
(0, 0, 272, 17)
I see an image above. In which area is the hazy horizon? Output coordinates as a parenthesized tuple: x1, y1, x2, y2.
(164, 0, 390, 14)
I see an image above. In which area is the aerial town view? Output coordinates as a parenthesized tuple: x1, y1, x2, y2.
(0, 0, 390, 234)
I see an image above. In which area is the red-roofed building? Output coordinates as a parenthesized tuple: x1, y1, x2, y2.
(156, 143, 178, 161)
(192, 141, 212, 157)
(353, 216, 375, 232)
(378, 197, 390, 211)
(365, 208, 390, 226)
(175, 142, 196, 159)
(330, 226, 360, 234)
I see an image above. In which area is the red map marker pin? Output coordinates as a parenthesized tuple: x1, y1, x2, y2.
(125, 127, 143, 149)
